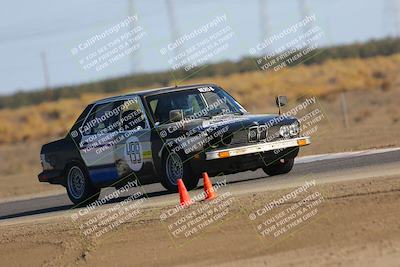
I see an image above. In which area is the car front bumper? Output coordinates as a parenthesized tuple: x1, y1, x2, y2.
(205, 136, 311, 160)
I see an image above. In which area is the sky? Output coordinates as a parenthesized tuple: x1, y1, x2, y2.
(0, 0, 397, 95)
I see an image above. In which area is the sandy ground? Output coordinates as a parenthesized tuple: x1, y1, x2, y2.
(1, 175, 399, 267)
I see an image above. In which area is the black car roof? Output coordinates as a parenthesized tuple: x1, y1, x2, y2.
(92, 83, 218, 104)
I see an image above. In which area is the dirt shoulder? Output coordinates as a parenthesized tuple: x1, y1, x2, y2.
(0, 175, 399, 267)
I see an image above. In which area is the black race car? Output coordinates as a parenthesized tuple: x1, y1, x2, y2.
(38, 84, 310, 205)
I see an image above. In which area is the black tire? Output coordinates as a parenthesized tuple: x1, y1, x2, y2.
(262, 158, 294, 176)
(66, 163, 100, 206)
(160, 151, 199, 192)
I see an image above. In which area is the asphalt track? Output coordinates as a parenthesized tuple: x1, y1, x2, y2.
(1, 147, 399, 222)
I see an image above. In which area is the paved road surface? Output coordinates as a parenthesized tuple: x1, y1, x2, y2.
(0, 148, 399, 222)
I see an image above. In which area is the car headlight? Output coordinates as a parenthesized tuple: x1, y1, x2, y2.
(248, 127, 258, 142)
(279, 125, 290, 138)
(289, 122, 300, 137)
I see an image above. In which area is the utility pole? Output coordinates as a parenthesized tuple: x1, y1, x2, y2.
(166, 0, 180, 58)
(128, 0, 140, 74)
(41, 52, 52, 101)
(298, 0, 313, 36)
(298, 0, 316, 52)
(259, 0, 270, 45)
(384, 0, 400, 37)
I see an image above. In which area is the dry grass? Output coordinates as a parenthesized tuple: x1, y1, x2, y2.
(0, 54, 399, 144)
(187, 54, 400, 110)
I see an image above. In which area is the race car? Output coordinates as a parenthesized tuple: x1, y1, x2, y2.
(38, 83, 310, 205)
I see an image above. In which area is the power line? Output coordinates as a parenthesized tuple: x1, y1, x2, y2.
(0, 16, 128, 44)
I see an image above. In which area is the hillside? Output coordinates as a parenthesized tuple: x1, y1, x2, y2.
(0, 53, 399, 144)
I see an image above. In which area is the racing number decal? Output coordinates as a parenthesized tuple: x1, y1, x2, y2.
(124, 136, 143, 171)
(127, 141, 141, 164)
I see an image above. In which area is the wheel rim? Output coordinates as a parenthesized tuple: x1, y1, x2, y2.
(166, 152, 183, 186)
(67, 166, 86, 199)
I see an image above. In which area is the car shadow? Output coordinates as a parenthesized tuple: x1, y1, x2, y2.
(0, 204, 74, 220)
(0, 177, 272, 220)
(0, 188, 174, 221)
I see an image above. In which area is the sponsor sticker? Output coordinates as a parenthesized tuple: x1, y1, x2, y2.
(198, 86, 215, 92)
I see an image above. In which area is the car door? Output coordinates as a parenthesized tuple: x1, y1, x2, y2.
(79, 101, 121, 186)
(113, 96, 155, 185)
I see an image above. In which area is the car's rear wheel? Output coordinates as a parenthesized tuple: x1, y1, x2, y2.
(160, 151, 199, 192)
(66, 163, 100, 206)
(262, 158, 294, 176)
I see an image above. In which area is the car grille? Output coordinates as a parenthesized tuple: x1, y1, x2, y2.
(266, 125, 281, 142)
(227, 125, 282, 147)
(230, 129, 248, 145)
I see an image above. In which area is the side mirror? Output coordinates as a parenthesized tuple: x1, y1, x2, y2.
(275, 96, 288, 115)
(169, 109, 183, 122)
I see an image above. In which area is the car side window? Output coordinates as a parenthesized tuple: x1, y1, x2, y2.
(82, 102, 120, 135)
(119, 97, 148, 131)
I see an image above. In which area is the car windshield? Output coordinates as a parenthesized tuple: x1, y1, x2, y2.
(146, 86, 246, 124)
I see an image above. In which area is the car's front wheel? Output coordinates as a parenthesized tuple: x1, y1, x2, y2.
(160, 151, 199, 192)
(66, 163, 100, 206)
(262, 158, 294, 176)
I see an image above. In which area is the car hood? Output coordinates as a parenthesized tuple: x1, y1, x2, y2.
(185, 113, 297, 132)
(157, 113, 299, 153)
(158, 113, 298, 137)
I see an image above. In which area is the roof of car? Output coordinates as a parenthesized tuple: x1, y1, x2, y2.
(92, 83, 218, 104)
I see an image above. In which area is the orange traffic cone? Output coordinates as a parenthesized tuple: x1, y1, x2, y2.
(203, 172, 216, 200)
(177, 179, 192, 207)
